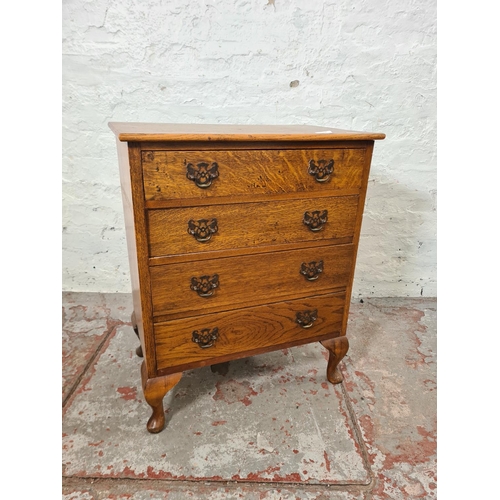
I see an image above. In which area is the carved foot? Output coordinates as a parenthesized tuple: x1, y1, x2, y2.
(141, 362, 182, 434)
(320, 336, 349, 384)
(131, 311, 143, 358)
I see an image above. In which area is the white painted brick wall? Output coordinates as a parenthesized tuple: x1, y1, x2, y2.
(62, 0, 436, 297)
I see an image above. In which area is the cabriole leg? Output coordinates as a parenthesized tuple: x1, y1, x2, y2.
(321, 336, 349, 384)
(141, 362, 182, 434)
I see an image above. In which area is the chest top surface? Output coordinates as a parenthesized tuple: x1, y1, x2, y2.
(108, 122, 386, 143)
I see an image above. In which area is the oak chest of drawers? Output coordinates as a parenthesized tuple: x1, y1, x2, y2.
(109, 123, 385, 433)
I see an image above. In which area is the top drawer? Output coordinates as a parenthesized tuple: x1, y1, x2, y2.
(141, 149, 366, 201)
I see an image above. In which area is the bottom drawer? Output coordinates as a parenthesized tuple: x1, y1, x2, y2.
(154, 292, 346, 373)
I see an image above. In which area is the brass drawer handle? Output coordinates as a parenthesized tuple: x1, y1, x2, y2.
(186, 162, 219, 188)
(188, 218, 218, 242)
(296, 310, 318, 329)
(190, 274, 219, 297)
(192, 327, 219, 348)
(308, 159, 334, 182)
(303, 210, 328, 232)
(300, 260, 324, 281)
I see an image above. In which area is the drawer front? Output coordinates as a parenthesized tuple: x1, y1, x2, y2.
(150, 244, 354, 319)
(142, 149, 366, 201)
(148, 195, 359, 258)
(154, 292, 346, 371)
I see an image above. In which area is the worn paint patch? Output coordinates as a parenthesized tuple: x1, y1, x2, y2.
(63, 327, 368, 484)
(62, 492, 94, 500)
(62, 292, 133, 403)
(62, 293, 436, 498)
(116, 386, 138, 401)
(343, 298, 437, 499)
(213, 379, 258, 406)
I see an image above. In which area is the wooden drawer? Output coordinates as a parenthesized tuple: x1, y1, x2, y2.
(150, 244, 354, 320)
(141, 149, 366, 201)
(147, 195, 359, 258)
(154, 292, 346, 372)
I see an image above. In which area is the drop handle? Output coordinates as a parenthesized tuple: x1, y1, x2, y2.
(186, 162, 219, 188)
(192, 328, 219, 348)
(300, 260, 324, 281)
(303, 210, 328, 232)
(295, 309, 318, 329)
(188, 218, 218, 242)
(190, 274, 219, 297)
(308, 159, 334, 182)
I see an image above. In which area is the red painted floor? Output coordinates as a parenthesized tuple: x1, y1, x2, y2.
(62, 293, 436, 499)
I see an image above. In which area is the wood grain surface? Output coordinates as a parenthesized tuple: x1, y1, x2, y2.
(147, 195, 359, 258)
(109, 122, 386, 143)
(340, 142, 375, 338)
(142, 149, 366, 201)
(321, 336, 349, 384)
(140, 361, 182, 433)
(110, 121, 385, 433)
(154, 292, 346, 371)
(117, 141, 158, 378)
(150, 244, 354, 320)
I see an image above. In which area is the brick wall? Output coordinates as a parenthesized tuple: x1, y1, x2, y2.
(62, 0, 436, 297)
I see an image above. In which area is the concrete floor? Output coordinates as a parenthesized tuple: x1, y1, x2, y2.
(62, 293, 436, 499)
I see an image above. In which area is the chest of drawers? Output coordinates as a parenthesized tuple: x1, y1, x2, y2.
(109, 123, 385, 433)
